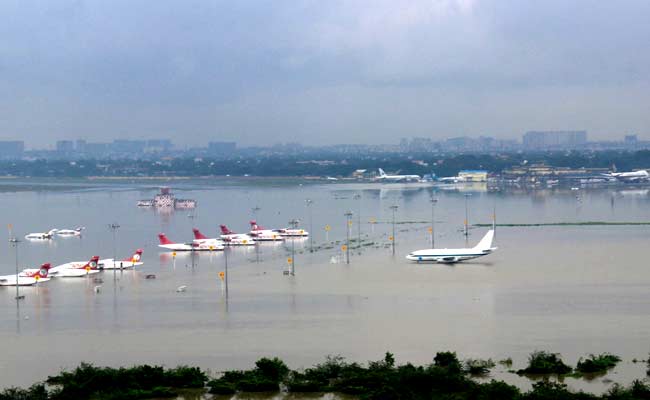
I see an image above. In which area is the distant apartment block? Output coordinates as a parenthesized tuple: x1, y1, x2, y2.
(208, 141, 236, 155)
(0, 140, 25, 158)
(523, 130, 587, 150)
(56, 140, 74, 153)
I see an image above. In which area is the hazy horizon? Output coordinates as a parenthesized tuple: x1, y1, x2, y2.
(1, 0, 649, 147)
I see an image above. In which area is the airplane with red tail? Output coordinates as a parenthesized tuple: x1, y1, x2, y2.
(49, 256, 101, 277)
(248, 220, 284, 241)
(158, 233, 224, 251)
(249, 220, 308, 238)
(217, 225, 256, 246)
(100, 249, 144, 269)
(0, 263, 52, 286)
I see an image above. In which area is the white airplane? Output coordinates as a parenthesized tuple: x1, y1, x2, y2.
(248, 221, 285, 241)
(438, 176, 467, 184)
(249, 220, 308, 238)
(25, 229, 58, 240)
(158, 233, 224, 251)
(604, 170, 649, 182)
(406, 230, 497, 263)
(217, 226, 256, 246)
(376, 168, 421, 182)
(0, 263, 51, 286)
(49, 256, 101, 277)
(98, 249, 144, 270)
(56, 227, 85, 236)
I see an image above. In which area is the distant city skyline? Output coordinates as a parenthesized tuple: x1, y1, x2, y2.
(1, 1, 649, 146)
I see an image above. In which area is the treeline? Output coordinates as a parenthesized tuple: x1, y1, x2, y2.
(2, 351, 649, 400)
(2, 150, 650, 178)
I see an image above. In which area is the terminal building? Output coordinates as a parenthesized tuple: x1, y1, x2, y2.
(458, 170, 488, 182)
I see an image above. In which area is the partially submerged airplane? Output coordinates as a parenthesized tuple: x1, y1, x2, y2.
(56, 227, 85, 236)
(49, 256, 101, 277)
(0, 263, 51, 286)
(248, 221, 285, 241)
(25, 229, 58, 240)
(376, 168, 421, 183)
(406, 230, 497, 263)
(99, 249, 144, 269)
(218, 226, 256, 245)
(604, 170, 649, 182)
(158, 233, 224, 251)
(249, 220, 308, 238)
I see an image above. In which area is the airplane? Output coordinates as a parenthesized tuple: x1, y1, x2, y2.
(438, 176, 467, 184)
(25, 229, 58, 240)
(49, 256, 101, 277)
(0, 263, 51, 286)
(99, 249, 144, 270)
(158, 233, 224, 251)
(56, 227, 85, 236)
(217, 226, 256, 246)
(406, 230, 497, 263)
(192, 229, 228, 247)
(249, 220, 308, 238)
(248, 221, 285, 241)
(603, 170, 649, 182)
(375, 168, 421, 183)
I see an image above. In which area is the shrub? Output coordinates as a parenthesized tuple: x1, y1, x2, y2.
(464, 358, 496, 375)
(434, 351, 462, 374)
(0, 384, 48, 400)
(254, 357, 289, 383)
(575, 353, 621, 374)
(517, 351, 572, 375)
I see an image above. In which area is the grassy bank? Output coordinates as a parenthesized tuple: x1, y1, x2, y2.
(2, 351, 649, 400)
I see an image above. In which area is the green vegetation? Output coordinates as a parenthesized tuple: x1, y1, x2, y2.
(207, 357, 289, 394)
(647, 353, 650, 376)
(5, 352, 650, 399)
(517, 351, 573, 375)
(576, 354, 621, 374)
(464, 358, 496, 375)
(43, 363, 206, 400)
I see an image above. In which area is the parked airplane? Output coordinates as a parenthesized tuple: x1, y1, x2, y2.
(56, 227, 85, 236)
(100, 249, 144, 269)
(438, 176, 467, 184)
(604, 170, 649, 182)
(0, 263, 51, 286)
(191, 228, 227, 247)
(218, 226, 256, 245)
(406, 230, 497, 263)
(376, 168, 421, 182)
(158, 233, 224, 251)
(49, 256, 101, 278)
(25, 229, 58, 240)
(248, 221, 284, 241)
(249, 220, 308, 238)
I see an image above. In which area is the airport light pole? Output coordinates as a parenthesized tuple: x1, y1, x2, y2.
(224, 246, 229, 300)
(464, 194, 471, 243)
(109, 223, 120, 276)
(344, 211, 353, 264)
(353, 194, 361, 249)
(305, 199, 314, 252)
(288, 219, 299, 275)
(9, 233, 20, 300)
(252, 206, 261, 262)
(430, 197, 438, 248)
(389, 205, 399, 255)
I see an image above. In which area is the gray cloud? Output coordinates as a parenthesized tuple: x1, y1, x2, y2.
(0, 0, 648, 147)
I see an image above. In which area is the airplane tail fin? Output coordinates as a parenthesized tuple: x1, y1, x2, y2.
(250, 220, 264, 230)
(220, 225, 234, 235)
(158, 233, 174, 245)
(127, 249, 143, 262)
(473, 230, 495, 251)
(82, 256, 100, 270)
(37, 263, 51, 278)
(193, 228, 208, 240)
(378, 168, 386, 177)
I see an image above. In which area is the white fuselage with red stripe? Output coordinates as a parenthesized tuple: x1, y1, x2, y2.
(0, 264, 51, 286)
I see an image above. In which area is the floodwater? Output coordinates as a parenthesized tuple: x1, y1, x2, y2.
(1, 179, 649, 394)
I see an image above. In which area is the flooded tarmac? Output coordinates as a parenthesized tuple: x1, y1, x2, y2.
(1, 179, 649, 393)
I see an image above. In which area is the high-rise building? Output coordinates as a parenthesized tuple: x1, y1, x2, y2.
(0, 141, 24, 158)
(56, 140, 74, 153)
(523, 131, 587, 150)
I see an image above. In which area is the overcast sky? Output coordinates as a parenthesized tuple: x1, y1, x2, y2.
(1, 0, 649, 147)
